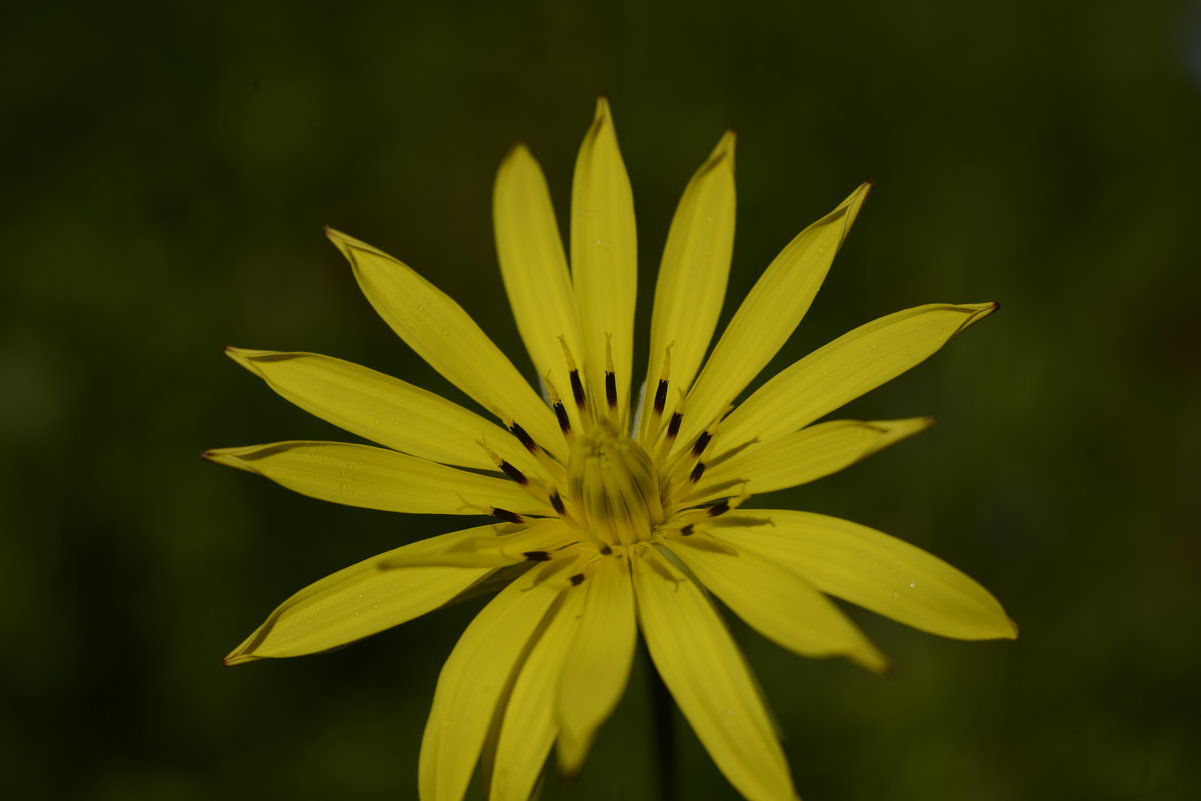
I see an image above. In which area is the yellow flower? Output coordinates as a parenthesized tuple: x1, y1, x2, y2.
(208, 97, 1016, 801)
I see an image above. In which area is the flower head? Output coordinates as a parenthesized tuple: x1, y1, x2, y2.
(208, 97, 1016, 801)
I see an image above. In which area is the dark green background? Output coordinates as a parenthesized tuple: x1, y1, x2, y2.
(5, 0, 1199, 798)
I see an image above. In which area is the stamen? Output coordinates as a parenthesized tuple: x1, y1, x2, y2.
(499, 459, 529, 486)
(706, 501, 730, 518)
(491, 507, 526, 524)
(599, 544, 613, 555)
(549, 491, 566, 516)
(691, 431, 712, 458)
(680, 524, 695, 536)
(666, 411, 683, 441)
(523, 551, 552, 561)
(689, 462, 706, 483)
(653, 379, 668, 415)
(554, 402, 571, 434)
(604, 334, 618, 413)
(570, 369, 587, 410)
(508, 421, 538, 454)
(569, 573, 585, 586)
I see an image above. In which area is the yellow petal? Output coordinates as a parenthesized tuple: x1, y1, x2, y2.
(325, 227, 565, 458)
(668, 536, 888, 673)
(420, 561, 563, 801)
(712, 510, 1018, 640)
(571, 97, 637, 418)
(203, 441, 550, 516)
(494, 144, 586, 432)
(555, 553, 636, 775)
(225, 348, 540, 476)
(379, 519, 575, 569)
(490, 580, 587, 801)
(717, 302, 998, 452)
(643, 131, 736, 413)
(677, 183, 871, 451)
(223, 525, 495, 665)
(688, 417, 933, 505)
(632, 545, 797, 801)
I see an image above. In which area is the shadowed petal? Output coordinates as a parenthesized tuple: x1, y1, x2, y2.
(571, 97, 637, 418)
(490, 579, 587, 801)
(678, 183, 871, 450)
(419, 560, 565, 801)
(669, 535, 888, 673)
(717, 302, 997, 453)
(712, 510, 1018, 640)
(225, 347, 541, 476)
(203, 441, 551, 516)
(326, 228, 565, 458)
(632, 545, 797, 801)
(643, 130, 736, 419)
(687, 417, 933, 505)
(494, 144, 586, 432)
(223, 525, 498, 665)
(555, 553, 636, 775)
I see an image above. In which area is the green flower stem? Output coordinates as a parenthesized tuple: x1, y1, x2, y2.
(648, 652, 678, 801)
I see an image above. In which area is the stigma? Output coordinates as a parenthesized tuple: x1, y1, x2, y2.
(566, 417, 664, 546)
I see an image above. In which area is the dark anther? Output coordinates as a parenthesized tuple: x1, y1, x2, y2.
(691, 431, 712, 457)
(491, 507, 525, 524)
(666, 412, 683, 440)
(570, 369, 587, 409)
(550, 492, 566, 516)
(605, 371, 618, 409)
(508, 422, 538, 453)
(553, 401, 571, 434)
(680, 524, 694, 536)
(599, 544, 613, 555)
(569, 573, 585, 586)
(499, 460, 528, 486)
(523, 551, 552, 562)
(653, 379, 668, 415)
(689, 462, 706, 483)
(706, 501, 730, 518)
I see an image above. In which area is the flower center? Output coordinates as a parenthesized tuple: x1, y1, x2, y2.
(566, 417, 664, 546)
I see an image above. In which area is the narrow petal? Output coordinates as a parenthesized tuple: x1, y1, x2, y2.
(203, 441, 551, 516)
(379, 519, 576, 569)
(571, 96, 637, 417)
(677, 183, 871, 450)
(326, 228, 564, 458)
(643, 131, 736, 412)
(632, 545, 796, 801)
(711, 510, 1018, 640)
(223, 525, 496, 665)
(494, 144, 586, 431)
(668, 535, 888, 673)
(555, 553, 636, 775)
(717, 302, 998, 453)
(420, 561, 564, 801)
(687, 417, 933, 505)
(225, 348, 540, 476)
(490, 580, 588, 801)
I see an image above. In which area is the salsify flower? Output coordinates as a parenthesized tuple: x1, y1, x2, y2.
(207, 97, 1016, 801)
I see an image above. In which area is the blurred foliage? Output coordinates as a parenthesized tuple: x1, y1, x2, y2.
(3, 0, 1200, 799)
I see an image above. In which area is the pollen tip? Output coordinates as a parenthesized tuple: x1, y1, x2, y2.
(569, 573, 585, 586)
(523, 551, 552, 562)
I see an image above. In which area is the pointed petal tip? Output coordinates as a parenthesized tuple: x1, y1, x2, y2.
(960, 301, 1001, 331)
(1006, 617, 1020, 639)
(593, 94, 613, 124)
(222, 651, 256, 667)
